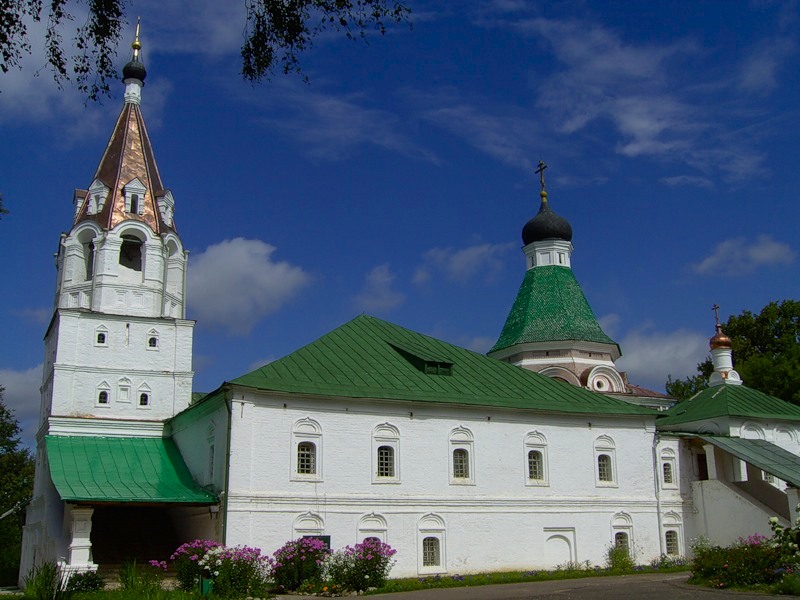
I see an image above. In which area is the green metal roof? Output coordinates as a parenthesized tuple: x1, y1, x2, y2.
(46, 436, 217, 504)
(490, 266, 619, 354)
(699, 435, 800, 487)
(230, 315, 653, 417)
(657, 384, 800, 428)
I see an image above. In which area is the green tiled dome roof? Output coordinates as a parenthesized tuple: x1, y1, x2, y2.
(491, 265, 619, 353)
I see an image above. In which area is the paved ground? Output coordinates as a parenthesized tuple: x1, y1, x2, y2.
(277, 573, 777, 599)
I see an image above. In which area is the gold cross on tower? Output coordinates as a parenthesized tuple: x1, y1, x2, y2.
(535, 160, 548, 194)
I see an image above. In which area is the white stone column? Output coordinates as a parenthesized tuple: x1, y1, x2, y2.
(703, 444, 718, 480)
(65, 506, 97, 571)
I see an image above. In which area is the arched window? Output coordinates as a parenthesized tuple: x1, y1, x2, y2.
(96, 332, 106, 345)
(297, 442, 316, 475)
(422, 537, 440, 567)
(372, 423, 400, 483)
(528, 450, 544, 481)
(449, 426, 474, 484)
(98, 391, 109, 404)
(662, 462, 674, 484)
(377, 446, 394, 478)
(139, 393, 149, 406)
(119, 235, 143, 272)
(594, 436, 617, 486)
(292, 418, 323, 481)
(665, 530, 679, 555)
(148, 337, 158, 348)
(598, 454, 613, 482)
(453, 449, 469, 479)
(614, 531, 629, 554)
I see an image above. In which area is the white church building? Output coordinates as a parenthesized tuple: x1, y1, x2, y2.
(19, 35, 800, 582)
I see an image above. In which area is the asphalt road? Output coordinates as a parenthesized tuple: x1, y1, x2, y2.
(278, 572, 779, 599)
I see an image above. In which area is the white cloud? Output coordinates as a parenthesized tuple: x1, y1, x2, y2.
(0, 364, 42, 450)
(11, 307, 51, 325)
(597, 313, 621, 339)
(616, 329, 708, 391)
(692, 235, 796, 276)
(254, 81, 437, 162)
(738, 38, 796, 94)
(187, 238, 311, 335)
(414, 242, 514, 284)
(248, 356, 277, 372)
(659, 175, 714, 189)
(420, 103, 541, 170)
(353, 264, 405, 313)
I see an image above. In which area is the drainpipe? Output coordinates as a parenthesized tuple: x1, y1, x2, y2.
(222, 386, 233, 545)
(652, 432, 665, 557)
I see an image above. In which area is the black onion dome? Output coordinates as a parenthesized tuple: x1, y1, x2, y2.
(522, 199, 573, 245)
(122, 59, 147, 82)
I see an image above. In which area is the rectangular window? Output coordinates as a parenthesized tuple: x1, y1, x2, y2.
(528, 450, 543, 480)
(598, 454, 613, 482)
(377, 446, 394, 477)
(422, 537, 440, 567)
(453, 449, 469, 479)
(665, 530, 679, 555)
(297, 442, 316, 475)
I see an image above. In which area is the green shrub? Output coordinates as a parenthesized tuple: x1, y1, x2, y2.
(272, 538, 330, 592)
(169, 539, 221, 592)
(117, 561, 161, 594)
(23, 562, 72, 600)
(324, 539, 397, 592)
(65, 570, 105, 593)
(690, 541, 784, 587)
(197, 545, 271, 598)
(775, 573, 800, 595)
(606, 544, 635, 573)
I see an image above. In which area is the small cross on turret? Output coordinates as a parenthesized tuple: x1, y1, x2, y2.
(535, 160, 548, 195)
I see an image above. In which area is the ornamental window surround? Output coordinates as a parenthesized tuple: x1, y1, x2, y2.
(594, 435, 618, 487)
(96, 382, 111, 406)
(95, 325, 108, 347)
(147, 329, 159, 350)
(372, 423, 400, 483)
(524, 431, 549, 486)
(418, 514, 446, 574)
(291, 418, 323, 482)
(449, 426, 474, 485)
(137, 383, 152, 409)
(660, 448, 677, 489)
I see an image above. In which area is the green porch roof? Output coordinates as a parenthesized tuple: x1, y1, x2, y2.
(46, 436, 217, 504)
(231, 315, 653, 417)
(657, 384, 800, 428)
(700, 435, 800, 487)
(490, 266, 619, 354)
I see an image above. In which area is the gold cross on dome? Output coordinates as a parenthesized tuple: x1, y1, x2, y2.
(535, 160, 548, 193)
(712, 304, 721, 326)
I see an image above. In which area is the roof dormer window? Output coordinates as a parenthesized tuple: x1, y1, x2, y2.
(122, 178, 146, 216)
(87, 180, 110, 215)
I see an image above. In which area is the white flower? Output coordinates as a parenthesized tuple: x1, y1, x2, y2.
(770, 517, 780, 524)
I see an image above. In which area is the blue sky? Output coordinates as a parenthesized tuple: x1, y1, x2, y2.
(1, 0, 798, 447)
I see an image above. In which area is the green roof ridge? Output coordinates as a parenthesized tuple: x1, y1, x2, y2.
(231, 314, 653, 417)
(491, 266, 618, 353)
(657, 384, 800, 427)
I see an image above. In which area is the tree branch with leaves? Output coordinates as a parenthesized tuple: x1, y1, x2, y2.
(1, 0, 411, 100)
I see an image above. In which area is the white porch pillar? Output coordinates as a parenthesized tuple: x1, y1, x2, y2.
(703, 444, 718, 480)
(63, 505, 98, 572)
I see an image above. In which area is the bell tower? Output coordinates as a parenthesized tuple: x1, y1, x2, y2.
(42, 23, 194, 425)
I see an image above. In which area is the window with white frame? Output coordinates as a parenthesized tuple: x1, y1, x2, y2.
(660, 448, 677, 488)
(358, 513, 388, 543)
(594, 435, 617, 486)
(96, 381, 111, 406)
(665, 530, 679, 555)
(137, 383, 152, 409)
(614, 531, 629, 554)
(612, 512, 633, 559)
(372, 423, 400, 483)
(524, 431, 549, 486)
(95, 325, 108, 347)
(422, 537, 440, 567)
(292, 418, 323, 481)
(123, 178, 146, 215)
(117, 377, 131, 403)
(449, 426, 474, 485)
(418, 514, 446, 574)
(147, 329, 159, 350)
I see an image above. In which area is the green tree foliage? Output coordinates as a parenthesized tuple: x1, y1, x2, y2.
(666, 300, 800, 403)
(1, 0, 411, 100)
(0, 385, 35, 585)
(0, 194, 8, 220)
